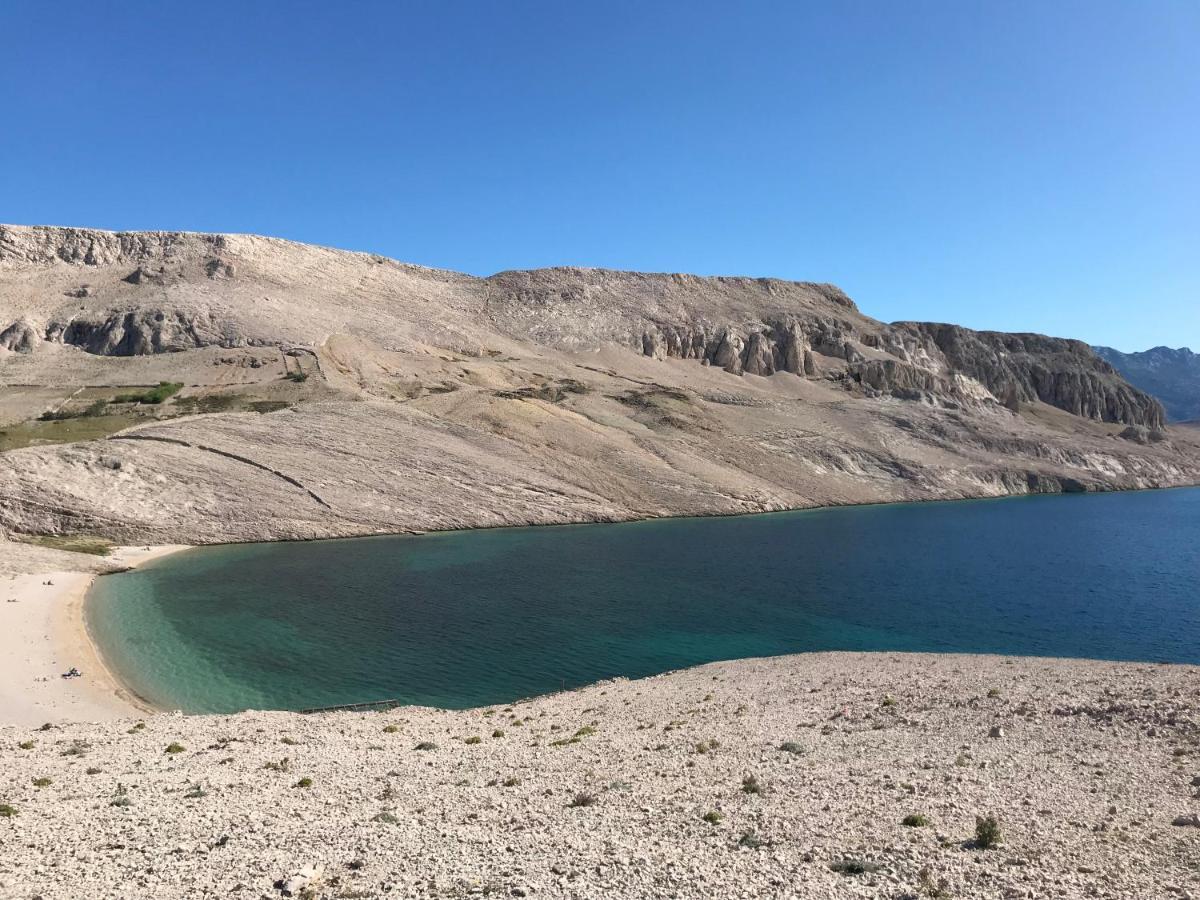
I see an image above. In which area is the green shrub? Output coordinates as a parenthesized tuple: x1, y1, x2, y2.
(502, 776, 521, 787)
(165, 742, 185, 754)
(492, 729, 505, 738)
(280, 736, 298, 746)
(295, 777, 313, 789)
(115, 382, 183, 405)
(17, 741, 34, 750)
(987, 688, 1001, 698)
(741, 774, 762, 795)
(830, 858, 880, 875)
(778, 741, 804, 755)
(414, 741, 437, 751)
(464, 736, 482, 745)
(0, 804, 17, 817)
(738, 830, 764, 849)
(702, 810, 723, 824)
(569, 792, 598, 808)
(382, 725, 399, 734)
(902, 813, 930, 827)
(31, 777, 52, 788)
(974, 815, 1001, 849)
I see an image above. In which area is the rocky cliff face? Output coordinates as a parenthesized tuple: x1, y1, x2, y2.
(1093, 345, 1200, 423)
(893, 324, 1166, 428)
(0, 224, 1172, 433)
(479, 266, 1164, 426)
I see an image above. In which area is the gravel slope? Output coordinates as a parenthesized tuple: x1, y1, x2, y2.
(1, 652, 1197, 899)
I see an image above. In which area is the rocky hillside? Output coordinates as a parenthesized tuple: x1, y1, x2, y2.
(0, 225, 1196, 544)
(1, 652, 1198, 900)
(1, 226, 1166, 428)
(1094, 345, 1200, 423)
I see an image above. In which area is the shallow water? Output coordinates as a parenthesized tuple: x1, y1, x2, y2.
(87, 488, 1200, 713)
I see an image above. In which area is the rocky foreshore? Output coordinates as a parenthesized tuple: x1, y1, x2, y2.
(1, 652, 1197, 899)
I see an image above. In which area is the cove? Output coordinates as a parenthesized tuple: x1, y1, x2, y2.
(86, 488, 1200, 714)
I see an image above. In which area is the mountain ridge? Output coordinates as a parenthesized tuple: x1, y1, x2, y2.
(0, 224, 1196, 545)
(1093, 344, 1200, 423)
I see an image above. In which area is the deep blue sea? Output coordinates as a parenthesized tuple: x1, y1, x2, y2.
(86, 488, 1200, 713)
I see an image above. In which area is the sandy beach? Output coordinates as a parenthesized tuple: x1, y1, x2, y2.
(0, 544, 189, 728)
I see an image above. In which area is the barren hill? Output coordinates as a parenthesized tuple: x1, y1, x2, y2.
(1, 224, 1197, 544)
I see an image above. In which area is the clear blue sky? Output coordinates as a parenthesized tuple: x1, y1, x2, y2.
(2, 1, 1196, 351)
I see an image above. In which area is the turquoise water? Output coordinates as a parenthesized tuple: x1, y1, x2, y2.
(87, 488, 1200, 713)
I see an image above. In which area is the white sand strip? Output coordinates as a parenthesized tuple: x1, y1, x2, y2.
(0, 544, 189, 727)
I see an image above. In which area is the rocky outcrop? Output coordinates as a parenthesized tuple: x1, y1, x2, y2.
(637, 319, 831, 376)
(38, 309, 249, 356)
(0, 224, 227, 268)
(0, 318, 38, 353)
(894, 323, 1165, 428)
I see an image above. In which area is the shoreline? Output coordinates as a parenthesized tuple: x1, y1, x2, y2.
(5, 482, 1198, 728)
(0, 544, 189, 727)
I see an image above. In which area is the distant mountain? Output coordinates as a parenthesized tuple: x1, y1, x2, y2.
(1093, 345, 1200, 423)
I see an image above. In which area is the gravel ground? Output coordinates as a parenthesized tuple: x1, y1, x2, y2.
(1, 652, 1197, 899)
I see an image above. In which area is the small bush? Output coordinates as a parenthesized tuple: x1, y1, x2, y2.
(115, 382, 183, 405)
(127, 722, 146, 734)
(702, 810, 723, 824)
(881, 694, 897, 707)
(110, 783, 131, 808)
(372, 811, 399, 824)
(902, 813, 930, 827)
(85, 767, 102, 775)
(382, 725, 399, 734)
(987, 688, 1001, 698)
(573, 725, 597, 738)
(918, 866, 950, 898)
(414, 741, 437, 751)
(295, 777, 313, 789)
(492, 729, 505, 738)
(778, 741, 804, 755)
(738, 830, 764, 849)
(464, 736, 482, 745)
(280, 736, 298, 746)
(285, 372, 309, 383)
(694, 739, 719, 754)
(165, 742, 185, 754)
(31, 777, 52, 788)
(741, 774, 762, 795)
(0, 804, 17, 817)
(569, 792, 598, 808)
(830, 858, 880, 876)
(184, 783, 207, 799)
(18, 741, 34, 750)
(502, 776, 521, 787)
(974, 815, 1001, 849)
